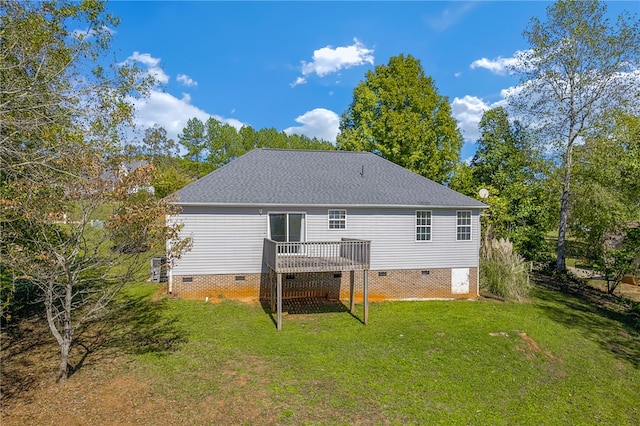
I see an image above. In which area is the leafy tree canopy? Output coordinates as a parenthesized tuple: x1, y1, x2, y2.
(512, 0, 640, 270)
(337, 54, 462, 184)
(0, 0, 189, 382)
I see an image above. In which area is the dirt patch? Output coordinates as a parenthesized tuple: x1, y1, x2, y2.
(516, 331, 564, 363)
(1, 353, 162, 426)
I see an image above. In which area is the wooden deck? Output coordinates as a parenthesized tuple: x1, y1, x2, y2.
(263, 238, 370, 274)
(263, 238, 371, 330)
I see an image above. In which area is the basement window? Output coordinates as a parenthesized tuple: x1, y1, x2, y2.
(182, 276, 193, 283)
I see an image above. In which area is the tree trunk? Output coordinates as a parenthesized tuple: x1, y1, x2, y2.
(556, 144, 574, 272)
(58, 338, 71, 382)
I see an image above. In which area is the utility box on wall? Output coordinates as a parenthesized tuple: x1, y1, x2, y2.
(150, 257, 167, 282)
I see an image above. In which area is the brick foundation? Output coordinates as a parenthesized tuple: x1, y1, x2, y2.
(171, 267, 478, 302)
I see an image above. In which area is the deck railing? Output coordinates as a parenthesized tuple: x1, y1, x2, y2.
(263, 238, 370, 273)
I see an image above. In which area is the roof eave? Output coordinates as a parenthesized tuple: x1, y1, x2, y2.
(173, 202, 489, 209)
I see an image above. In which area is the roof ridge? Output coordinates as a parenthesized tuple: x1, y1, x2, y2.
(259, 148, 372, 155)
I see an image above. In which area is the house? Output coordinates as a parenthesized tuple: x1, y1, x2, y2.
(167, 148, 487, 329)
(102, 160, 155, 195)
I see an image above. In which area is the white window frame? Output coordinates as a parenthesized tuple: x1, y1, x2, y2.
(415, 210, 432, 242)
(456, 210, 472, 241)
(328, 209, 347, 230)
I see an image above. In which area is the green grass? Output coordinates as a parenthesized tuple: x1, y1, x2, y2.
(122, 283, 640, 425)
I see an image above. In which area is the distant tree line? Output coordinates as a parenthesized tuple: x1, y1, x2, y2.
(127, 119, 335, 198)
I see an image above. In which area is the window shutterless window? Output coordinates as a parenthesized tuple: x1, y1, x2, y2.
(328, 209, 346, 229)
(457, 211, 472, 241)
(416, 210, 432, 241)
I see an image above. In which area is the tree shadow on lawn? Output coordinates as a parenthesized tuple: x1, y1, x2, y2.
(533, 273, 640, 368)
(1, 289, 186, 402)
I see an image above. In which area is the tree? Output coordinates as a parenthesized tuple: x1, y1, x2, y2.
(176, 118, 336, 175)
(337, 54, 462, 184)
(592, 226, 640, 294)
(178, 117, 209, 178)
(205, 117, 244, 168)
(470, 108, 555, 260)
(571, 113, 640, 281)
(152, 164, 193, 199)
(142, 125, 177, 166)
(513, 0, 640, 271)
(0, 0, 189, 381)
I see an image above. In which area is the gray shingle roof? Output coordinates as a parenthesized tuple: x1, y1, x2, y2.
(173, 149, 487, 208)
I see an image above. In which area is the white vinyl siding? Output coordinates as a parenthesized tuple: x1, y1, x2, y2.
(416, 210, 431, 241)
(456, 211, 472, 241)
(170, 207, 268, 275)
(171, 206, 481, 275)
(328, 209, 346, 229)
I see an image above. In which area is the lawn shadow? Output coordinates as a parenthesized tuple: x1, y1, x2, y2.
(73, 291, 188, 364)
(533, 273, 640, 368)
(1, 287, 186, 402)
(259, 297, 364, 327)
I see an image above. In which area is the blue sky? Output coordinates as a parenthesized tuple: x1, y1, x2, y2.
(105, 1, 638, 161)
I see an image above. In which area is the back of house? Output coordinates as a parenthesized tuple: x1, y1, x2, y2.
(167, 148, 487, 302)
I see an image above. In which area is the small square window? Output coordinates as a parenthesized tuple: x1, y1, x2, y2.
(457, 211, 472, 241)
(416, 211, 432, 241)
(328, 209, 346, 229)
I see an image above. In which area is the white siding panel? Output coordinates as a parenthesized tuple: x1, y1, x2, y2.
(304, 207, 480, 270)
(172, 206, 482, 275)
(172, 206, 267, 275)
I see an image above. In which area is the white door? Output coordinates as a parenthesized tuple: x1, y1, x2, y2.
(451, 268, 470, 294)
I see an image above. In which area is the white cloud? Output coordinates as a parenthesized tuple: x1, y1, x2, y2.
(470, 50, 532, 75)
(130, 90, 244, 142)
(283, 108, 340, 143)
(124, 51, 169, 84)
(292, 38, 374, 87)
(425, 2, 477, 32)
(120, 51, 244, 144)
(177, 74, 198, 87)
(450, 95, 491, 143)
(291, 76, 307, 88)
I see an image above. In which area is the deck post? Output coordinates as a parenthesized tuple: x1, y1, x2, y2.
(277, 272, 283, 331)
(270, 270, 275, 313)
(363, 269, 369, 325)
(349, 270, 355, 314)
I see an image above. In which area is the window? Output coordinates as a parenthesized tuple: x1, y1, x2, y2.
(416, 210, 432, 241)
(328, 209, 346, 229)
(457, 211, 472, 241)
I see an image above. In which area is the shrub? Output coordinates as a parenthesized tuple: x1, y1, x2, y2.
(480, 238, 531, 302)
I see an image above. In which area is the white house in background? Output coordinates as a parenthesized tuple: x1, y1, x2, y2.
(167, 148, 487, 328)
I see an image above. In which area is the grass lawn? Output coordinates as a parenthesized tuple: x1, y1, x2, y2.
(2, 278, 640, 425)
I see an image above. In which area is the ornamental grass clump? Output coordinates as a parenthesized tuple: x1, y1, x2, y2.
(481, 238, 531, 302)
